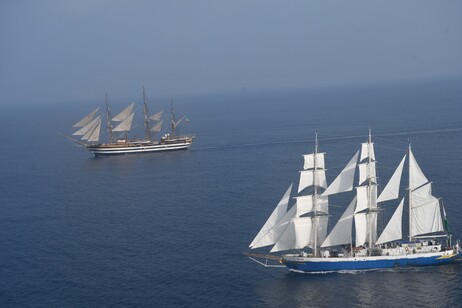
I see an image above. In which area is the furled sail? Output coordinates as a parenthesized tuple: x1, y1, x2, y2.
(73, 115, 102, 136)
(322, 151, 359, 196)
(360, 142, 375, 162)
(321, 197, 357, 247)
(376, 198, 404, 245)
(410, 182, 444, 237)
(303, 153, 325, 170)
(73, 107, 100, 127)
(149, 110, 163, 121)
(150, 120, 163, 132)
(377, 155, 406, 203)
(112, 103, 135, 122)
(298, 169, 327, 193)
(112, 112, 135, 132)
(250, 184, 293, 248)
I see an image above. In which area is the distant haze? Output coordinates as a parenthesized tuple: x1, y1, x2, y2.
(1, 0, 462, 105)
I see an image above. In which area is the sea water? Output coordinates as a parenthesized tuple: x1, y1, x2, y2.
(1, 80, 461, 307)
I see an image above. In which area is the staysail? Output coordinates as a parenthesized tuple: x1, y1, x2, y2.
(112, 112, 135, 132)
(150, 110, 163, 121)
(112, 103, 135, 122)
(85, 118, 102, 142)
(73, 115, 102, 136)
(255, 205, 297, 250)
(150, 120, 163, 132)
(376, 198, 404, 245)
(250, 184, 293, 248)
(322, 151, 359, 196)
(73, 107, 100, 128)
(321, 197, 357, 247)
(377, 155, 406, 203)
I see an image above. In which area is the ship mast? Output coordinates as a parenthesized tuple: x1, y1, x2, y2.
(170, 99, 176, 138)
(105, 92, 114, 143)
(313, 131, 319, 257)
(367, 129, 373, 255)
(143, 86, 151, 141)
(408, 140, 413, 242)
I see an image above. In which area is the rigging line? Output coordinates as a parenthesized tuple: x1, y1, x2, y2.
(194, 127, 462, 152)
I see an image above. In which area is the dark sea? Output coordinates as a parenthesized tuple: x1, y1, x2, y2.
(1, 80, 462, 307)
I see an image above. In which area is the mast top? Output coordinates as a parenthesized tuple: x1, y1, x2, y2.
(315, 131, 318, 154)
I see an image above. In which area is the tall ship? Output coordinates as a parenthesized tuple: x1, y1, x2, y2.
(246, 131, 461, 273)
(69, 87, 194, 156)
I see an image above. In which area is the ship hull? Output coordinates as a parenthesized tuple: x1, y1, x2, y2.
(282, 251, 462, 273)
(86, 141, 192, 156)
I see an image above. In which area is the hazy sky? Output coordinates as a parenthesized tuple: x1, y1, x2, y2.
(1, 0, 462, 105)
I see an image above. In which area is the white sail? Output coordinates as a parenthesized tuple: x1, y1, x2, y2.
(377, 155, 406, 203)
(113, 112, 135, 132)
(250, 184, 293, 248)
(73, 107, 100, 127)
(271, 217, 312, 252)
(355, 186, 369, 213)
(295, 195, 314, 216)
(86, 118, 101, 142)
(322, 151, 359, 196)
(376, 198, 404, 245)
(303, 153, 325, 170)
(355, 184, 377, 213)
(354, 213, 368, 246)
(252, 205, 296, 249)
(298, 169, 327, 193)
(371, 185, 378, 209)
(354, 211, 377, 246)
(73, 115, 101, 136)
(316, 195, 329, 214)
(149, 110, 163, 121)
(295, 195, 329, 216)
(410, 182, 444, 237)
(409, 149, 429, 190)
(81, 117, 101, 141)
(360, 142, 375, 162)
(358, 162, 376, 185)
(150, 120, 163, 132)
(321, 197, 356, 247)
(112, 103, 135, 122)
(369, 211, 377, 244)
(315, 215, 329, 248)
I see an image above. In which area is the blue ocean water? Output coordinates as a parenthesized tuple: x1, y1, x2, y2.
(1, 80, 462, 307)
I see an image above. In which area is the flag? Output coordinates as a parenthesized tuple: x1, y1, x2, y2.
(442, 205, 450, 234)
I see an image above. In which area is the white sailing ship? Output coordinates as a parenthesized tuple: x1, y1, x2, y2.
(246, 131, 461, 272)
(68, 87, 194, 156)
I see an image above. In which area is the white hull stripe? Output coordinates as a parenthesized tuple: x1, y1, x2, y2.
(87, 143, 192, 155)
